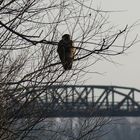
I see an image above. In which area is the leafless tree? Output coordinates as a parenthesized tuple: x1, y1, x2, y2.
(0, 0, 137, 140)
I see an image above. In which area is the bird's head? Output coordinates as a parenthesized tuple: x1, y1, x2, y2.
(62, 34, 70, 41)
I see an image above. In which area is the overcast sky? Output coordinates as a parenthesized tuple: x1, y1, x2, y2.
(84, 0, 140, 89)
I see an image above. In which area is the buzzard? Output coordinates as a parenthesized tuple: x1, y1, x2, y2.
(57, 34, 76, 70)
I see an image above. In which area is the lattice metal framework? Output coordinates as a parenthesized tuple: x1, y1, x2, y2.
(20, 85, 140, 117)
(9, 85, 140, 117)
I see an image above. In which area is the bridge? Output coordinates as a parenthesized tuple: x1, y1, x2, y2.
(9, 85, 140, 117)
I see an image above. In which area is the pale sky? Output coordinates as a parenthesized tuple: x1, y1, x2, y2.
(84, 0, 140, 89)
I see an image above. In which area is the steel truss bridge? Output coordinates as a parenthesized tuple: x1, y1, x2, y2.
(11, 85, 140, 117)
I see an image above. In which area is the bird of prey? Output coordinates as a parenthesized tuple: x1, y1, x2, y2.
(57, 34, 76, 70)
